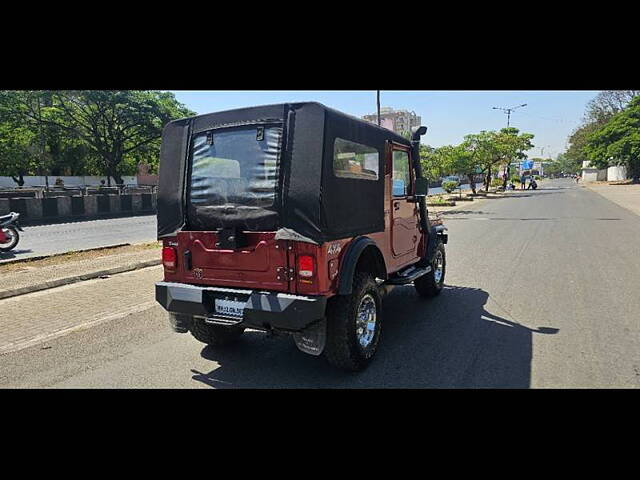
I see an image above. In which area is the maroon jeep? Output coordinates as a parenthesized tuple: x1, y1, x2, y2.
(155, 102, 448, 371)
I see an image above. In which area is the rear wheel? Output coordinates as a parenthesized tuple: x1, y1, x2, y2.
(0, 227, 19, 252)
(190, 318, 245, 346)
(324, 272, 382, 372)
(414, 241, 445, 298)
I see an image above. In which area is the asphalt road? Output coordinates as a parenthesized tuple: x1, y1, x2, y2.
(2, 179, 640, 388)
(0, 215, 157, 263)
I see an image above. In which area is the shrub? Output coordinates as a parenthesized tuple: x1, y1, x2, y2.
(442, 180, 459, 193)
(510, 175, 521, 184)
(534, 175, 541, 181)
(491, 177, 504, 187)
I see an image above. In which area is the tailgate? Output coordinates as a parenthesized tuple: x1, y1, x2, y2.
(174, 231, 291, 292)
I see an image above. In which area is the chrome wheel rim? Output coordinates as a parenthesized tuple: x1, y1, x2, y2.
(433, 251, 444, 284)
(1, 228, 17, 249)
(356, 294, 377, 349)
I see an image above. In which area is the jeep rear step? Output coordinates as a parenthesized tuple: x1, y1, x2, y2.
(385, 265, 432, 285)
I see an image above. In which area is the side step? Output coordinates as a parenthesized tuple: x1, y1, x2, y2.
(385, 265, 432, 285)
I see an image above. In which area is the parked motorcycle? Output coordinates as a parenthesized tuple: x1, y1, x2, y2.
(0, 212, 23, 252)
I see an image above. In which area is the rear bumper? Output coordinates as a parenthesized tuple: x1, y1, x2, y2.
(155, 281, 327, 332)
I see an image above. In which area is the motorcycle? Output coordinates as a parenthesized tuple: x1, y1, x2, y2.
(0, 212, 24, 252)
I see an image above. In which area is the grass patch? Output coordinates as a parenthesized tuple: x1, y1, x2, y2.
(1, 242, 161, 274)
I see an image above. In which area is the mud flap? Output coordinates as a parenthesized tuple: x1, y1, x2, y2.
(293, 319, 326, 356)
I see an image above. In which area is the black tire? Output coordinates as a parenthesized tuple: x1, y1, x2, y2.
(190, 318, 245, 346)
(414, 241, 445, 298)
(324, 272, 382, 372)
(0, 227, 19, 252)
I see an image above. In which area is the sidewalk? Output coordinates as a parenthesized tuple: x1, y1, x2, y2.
(584, 182, 640, 218)
(0, 243, 161, 299)
(0, 266, 162, 356)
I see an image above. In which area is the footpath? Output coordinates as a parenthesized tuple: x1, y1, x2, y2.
(583, 182, 640, 218)
(0, 243, 161, 300)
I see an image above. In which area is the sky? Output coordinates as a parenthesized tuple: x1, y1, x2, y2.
(170, 90, 600, 160)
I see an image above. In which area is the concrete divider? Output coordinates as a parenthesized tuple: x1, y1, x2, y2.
(0, 193, 157, 225)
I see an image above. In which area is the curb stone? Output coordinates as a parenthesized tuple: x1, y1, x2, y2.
(0, 259, 161, 300)
(0, 243, 132, 266)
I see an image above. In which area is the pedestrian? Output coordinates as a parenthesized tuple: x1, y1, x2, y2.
(520, 174, 526, 190)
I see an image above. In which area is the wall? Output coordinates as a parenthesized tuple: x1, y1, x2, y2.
(0, 176, 138, 188)
(581, 161, 607, 182)
(607, 166, 627, 181)
(0, 193, 157, 225)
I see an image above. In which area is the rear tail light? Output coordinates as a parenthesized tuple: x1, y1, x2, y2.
(297, 255, 315, 278)
(162, 246, 177, 269)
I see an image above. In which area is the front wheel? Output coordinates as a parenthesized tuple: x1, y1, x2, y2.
(0, 227, 19, 252)
(414, 241, 445, 298)
(324, 272, 382, 372)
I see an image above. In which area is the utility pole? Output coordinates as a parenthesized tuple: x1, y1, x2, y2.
(492, 103, 527, 128)
(376, 90, 381, 126)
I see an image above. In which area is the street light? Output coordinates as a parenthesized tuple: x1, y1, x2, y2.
(492, 103, 527, 128)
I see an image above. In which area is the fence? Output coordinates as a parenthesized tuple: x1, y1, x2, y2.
(0, 193, 157, 225)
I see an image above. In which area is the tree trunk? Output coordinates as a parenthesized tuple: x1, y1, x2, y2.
(11, 174, 25, 187)
(485, 166, 491, 191)
(630, 159, 640, 184)
(467, 173, 476, 195)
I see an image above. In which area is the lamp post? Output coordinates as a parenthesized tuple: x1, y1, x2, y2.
(492, 103, 527, 128)
(376, 90, 381, 126)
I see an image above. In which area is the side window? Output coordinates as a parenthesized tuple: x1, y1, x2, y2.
(333, 138, 379, 181)
(392, 150, 411, 197)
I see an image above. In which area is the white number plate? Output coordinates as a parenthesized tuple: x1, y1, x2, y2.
(215, 299, 245, 318)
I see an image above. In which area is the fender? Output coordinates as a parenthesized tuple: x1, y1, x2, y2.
(425, 225, 448, 263)
(337, 237, 387, 295)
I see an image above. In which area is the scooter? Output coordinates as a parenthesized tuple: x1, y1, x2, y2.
(0, 212, 23, 252)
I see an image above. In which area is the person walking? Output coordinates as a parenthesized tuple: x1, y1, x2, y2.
(520, 174, 527, 190)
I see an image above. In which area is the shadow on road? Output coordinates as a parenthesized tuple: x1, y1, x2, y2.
(190, 285, 558, 389)
(0, 248, 34, 261)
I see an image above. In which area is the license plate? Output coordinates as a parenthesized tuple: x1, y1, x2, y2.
(214, 299, 245, 318)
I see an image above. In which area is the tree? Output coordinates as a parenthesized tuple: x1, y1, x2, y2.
(564, 91, 639, 172)
(584, 90, 640, 124)
(0, 121, 39, 186)
(584, 96, 640, 183)
(3, 90, 194, 185)
(494, 127, 535, 189)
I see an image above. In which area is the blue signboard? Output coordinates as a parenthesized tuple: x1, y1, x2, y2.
(521, 160, 534, 170)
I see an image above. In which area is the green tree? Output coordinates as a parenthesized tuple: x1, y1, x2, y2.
(0, 121, 39, 186)
(584, 96, 640, 183)
(496, 127, 535, 189)
(3, 90, 194, 185)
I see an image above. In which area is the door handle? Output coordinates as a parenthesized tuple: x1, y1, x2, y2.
(394, 202, 400, 211)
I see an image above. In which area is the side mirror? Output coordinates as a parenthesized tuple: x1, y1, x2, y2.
(415, 177, 429, 197)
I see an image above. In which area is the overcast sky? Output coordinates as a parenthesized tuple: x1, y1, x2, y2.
(171, 90, 599, 159)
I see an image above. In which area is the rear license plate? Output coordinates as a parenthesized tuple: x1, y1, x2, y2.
(214, 299, 245, 318)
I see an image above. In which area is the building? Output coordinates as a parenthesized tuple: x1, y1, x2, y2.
(363, 107, 422, 136)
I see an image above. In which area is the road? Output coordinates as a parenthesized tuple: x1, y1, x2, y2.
(0, 215, 157, 263)
(2, 179, 640, 388)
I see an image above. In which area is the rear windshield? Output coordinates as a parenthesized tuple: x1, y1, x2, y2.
(189, 126, 282, 208)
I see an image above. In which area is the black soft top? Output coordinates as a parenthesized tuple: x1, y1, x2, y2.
(157, 102, 411, 244)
